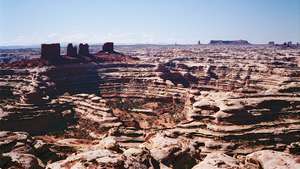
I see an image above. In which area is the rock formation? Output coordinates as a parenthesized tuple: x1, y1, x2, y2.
(0, 68, 75, 135)
(66, 43, 77, 57)
(41, 43, 61, 63)
(0, 131, 76, 169)
(95, 42, 139, 62)
(0, 43, 300, 168)
(78, 43, 89, 56)
(102, 42, 114, 53)
(268, 41, 275, 45)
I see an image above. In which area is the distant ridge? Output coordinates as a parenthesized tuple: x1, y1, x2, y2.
(209, 40, 250, 45)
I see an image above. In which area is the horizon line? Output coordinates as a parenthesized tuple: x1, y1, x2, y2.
(0, 40, 299, 48)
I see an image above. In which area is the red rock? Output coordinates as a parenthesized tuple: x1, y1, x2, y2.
(78, 43, 89, 56)
(102, 42, 114, 53)
(41, 43, 61, 63)
(66, 43, 77, 57)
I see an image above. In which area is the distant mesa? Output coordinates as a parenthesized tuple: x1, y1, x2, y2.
(278, 41, 299, 49)
(268, 41, 275, 46)
(283, 41, 293, 48)
(209, 40, 250, 45)
(267, 41, 299, 48)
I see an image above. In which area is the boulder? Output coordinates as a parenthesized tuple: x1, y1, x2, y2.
(246, 150, 300, 169)
(145, 133, 197, 169)
(46, 149, 125, 169)
(3, 152, 44, 169)
(192, 153, 258, 169)
(123, 148, 158, 169)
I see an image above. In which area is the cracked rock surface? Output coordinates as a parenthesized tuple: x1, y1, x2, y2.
(1, 45, 300, 168)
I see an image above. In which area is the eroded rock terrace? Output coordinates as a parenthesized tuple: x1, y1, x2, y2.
(0, 45, 300, 169)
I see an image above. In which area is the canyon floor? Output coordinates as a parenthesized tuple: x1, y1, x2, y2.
(0, 44, 300, 169)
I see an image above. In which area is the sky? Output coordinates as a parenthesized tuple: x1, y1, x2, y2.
(0, 0, 300, 45)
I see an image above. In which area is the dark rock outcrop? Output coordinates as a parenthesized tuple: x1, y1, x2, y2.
(41, 44, 61, 63)
(0, 102, 74, 135)
(268, 41, 275, 45)
(102, 42, 114, 53)
(46, 64, 100, 94)
(95, 42, 140, 62)
(78, 43, 89, 56)
(66, 43, 77, 57)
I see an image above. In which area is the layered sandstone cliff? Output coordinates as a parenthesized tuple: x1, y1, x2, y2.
(0, 44, 299, 169)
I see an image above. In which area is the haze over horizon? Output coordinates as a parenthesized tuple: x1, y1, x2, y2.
(0, 0, 300, 46)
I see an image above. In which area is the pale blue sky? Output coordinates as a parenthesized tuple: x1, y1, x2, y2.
(0, 0, 299, 45)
